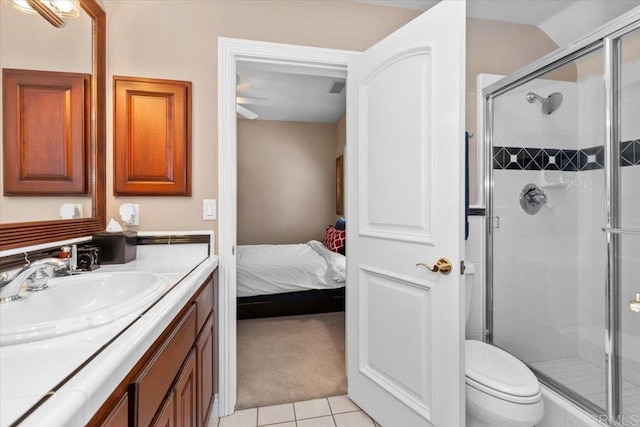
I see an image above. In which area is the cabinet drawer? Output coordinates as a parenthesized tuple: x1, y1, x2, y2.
(134, 304, 196, 427)
(195, 277, 214, 334)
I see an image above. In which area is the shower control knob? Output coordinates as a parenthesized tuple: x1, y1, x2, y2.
(520, 184, 548, 215)
(630, 293, 640, 313)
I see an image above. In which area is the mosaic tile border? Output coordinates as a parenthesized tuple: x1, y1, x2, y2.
(493, 140, 640, 171)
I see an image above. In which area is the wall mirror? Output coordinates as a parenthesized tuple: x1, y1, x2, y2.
(0, 0, 105, 251)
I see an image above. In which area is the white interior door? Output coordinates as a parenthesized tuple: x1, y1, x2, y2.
(346, 1, 466, 426)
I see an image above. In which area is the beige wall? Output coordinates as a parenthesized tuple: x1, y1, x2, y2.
(237, 119, 337, 245)
(102, 1, 576, 235)
(103, 0, 420, 235)
(577, 28, 640, 81)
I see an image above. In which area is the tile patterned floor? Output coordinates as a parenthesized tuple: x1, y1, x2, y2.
(209, 395, 381, 427)
(532, 357, 640, 417)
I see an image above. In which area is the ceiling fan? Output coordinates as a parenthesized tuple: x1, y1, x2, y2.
(236, 96, 270, 120)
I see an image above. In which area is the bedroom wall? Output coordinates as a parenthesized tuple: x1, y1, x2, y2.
(103, 0, 566, 235)
(237, 119, 337, 245)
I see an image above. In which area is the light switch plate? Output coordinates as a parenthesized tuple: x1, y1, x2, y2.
(203, 199, 216, 220)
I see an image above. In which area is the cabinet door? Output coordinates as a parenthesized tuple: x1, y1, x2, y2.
(101, 393, 129, 427)
(151, 391, 175, 427)
(134, 305, 196, 427)
(113, 76, 191, 196)
(176, 349, 197, 427)
(3, 68, 89, 195)
(197, 314, 215, 427)
(195, 276, 214, 334)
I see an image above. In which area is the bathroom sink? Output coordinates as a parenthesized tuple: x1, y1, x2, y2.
(0, 271, 169, 346)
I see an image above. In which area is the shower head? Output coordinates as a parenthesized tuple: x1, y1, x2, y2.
(526, 91, 563, 115)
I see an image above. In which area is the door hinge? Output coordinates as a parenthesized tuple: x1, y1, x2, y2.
(460, 260, 466, 275)
(232, 245, 235, 255)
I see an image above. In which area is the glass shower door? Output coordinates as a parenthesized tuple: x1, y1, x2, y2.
(486, 9, 640, 423)
(490, 47, 608, 413)
(618, 27, 640, 424)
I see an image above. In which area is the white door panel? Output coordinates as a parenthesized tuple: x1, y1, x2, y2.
(359, 48, 433, 243)
(346, 1, 466, 426)
(359, 266, 434, 418)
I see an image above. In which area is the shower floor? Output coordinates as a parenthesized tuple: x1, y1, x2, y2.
(532, 358, 640, 416)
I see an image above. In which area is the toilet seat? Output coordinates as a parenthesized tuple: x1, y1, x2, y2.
(465, 341, 541, 404)
(466, 375, 541, 405)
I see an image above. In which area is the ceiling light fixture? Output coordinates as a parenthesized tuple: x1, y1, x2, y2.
(7, 0, 80, 28)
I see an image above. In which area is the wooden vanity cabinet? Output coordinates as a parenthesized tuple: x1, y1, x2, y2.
(134, 305, 196, 427)
(151, 391, 175, 427)
(91, 272, 216, 427)
(174, 350, 197, 427)
(196, 314, 215, 426)
(101, 393, 129, 427)
(152, 349, 197, 427)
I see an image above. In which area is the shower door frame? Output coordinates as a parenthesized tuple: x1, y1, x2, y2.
(482, 7, 640, 424)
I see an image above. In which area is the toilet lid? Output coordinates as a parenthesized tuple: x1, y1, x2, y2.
(465, 340, 540, 398)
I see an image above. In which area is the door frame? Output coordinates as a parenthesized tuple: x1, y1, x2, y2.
(217, 37, 359, 416)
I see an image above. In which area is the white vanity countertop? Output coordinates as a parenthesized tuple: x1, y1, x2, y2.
(0, 242, 218, 427)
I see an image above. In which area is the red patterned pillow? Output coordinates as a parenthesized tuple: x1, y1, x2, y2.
(323, 226, 346, 253)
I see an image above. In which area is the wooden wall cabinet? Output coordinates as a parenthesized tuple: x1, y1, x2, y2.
(114, 76, 191, 196)
(2, 68, 90, 195)
(91, 272, 216, 427)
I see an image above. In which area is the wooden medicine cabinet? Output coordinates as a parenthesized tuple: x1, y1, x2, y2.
(3, 69, 90, 195)
(113, 76, 192, 196)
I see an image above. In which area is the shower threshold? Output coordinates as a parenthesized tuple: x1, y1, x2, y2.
(531, 358, 640, 418)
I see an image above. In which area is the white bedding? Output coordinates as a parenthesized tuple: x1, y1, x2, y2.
(236, 240, 346, 297)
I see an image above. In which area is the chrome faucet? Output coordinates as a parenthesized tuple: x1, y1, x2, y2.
(0, 252, 76, 303)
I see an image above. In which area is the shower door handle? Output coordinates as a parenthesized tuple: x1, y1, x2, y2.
(416, 258, 452, 275)
(630, 293, 640, 313)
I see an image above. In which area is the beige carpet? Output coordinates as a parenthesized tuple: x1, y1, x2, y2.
(237, 312, 347, 409)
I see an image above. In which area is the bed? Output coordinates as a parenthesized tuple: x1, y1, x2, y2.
(237, 239, 346, 319)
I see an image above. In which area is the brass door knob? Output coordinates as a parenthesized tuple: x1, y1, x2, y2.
(630, 293, 640, 313)
(416, 258, 452, 275)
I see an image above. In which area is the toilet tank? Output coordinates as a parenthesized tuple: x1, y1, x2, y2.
(464, 262, 476, 325)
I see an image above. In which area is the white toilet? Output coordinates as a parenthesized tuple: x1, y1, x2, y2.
(464, 265, 544, 427)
